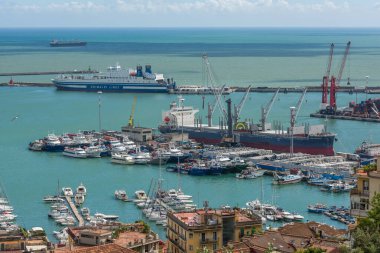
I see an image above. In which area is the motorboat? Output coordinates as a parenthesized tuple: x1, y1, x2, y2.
(63, 147, 87, 158)
(29, 140, 44, 151)
(62, 187, 73, 197)
(133, 153, 151, 165)
(111, 153, 135, 165)
(109, 140, 126, 153)
(134, 190, 148, 202)
(114, 190, 129, 201)
(84, 146, 102, 158)
(72, 133, 90, 145)
(74, 193, 85, 206)
(76, 183, 87, 196)
(292, 213, 304, 221)
(43, 195, 63, 203)
(273, 173, 303, 185)
(94, 212, 119, 221)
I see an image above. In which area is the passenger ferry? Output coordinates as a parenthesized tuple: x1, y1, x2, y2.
(52, 64, 176, 93)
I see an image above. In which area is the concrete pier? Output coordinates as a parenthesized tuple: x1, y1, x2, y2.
(0, 70, 98, 76)
(65, 196, 84, 227)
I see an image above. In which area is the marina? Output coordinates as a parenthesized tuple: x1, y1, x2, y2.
(1, 28, 380, 250)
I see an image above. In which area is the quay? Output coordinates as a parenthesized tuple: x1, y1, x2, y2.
(0, 70, 98, 76)
(64, 196, 84, 227)
(310, 112, 380, 123)
(232, 85, 380, 93)
(0, 82, 54, 87)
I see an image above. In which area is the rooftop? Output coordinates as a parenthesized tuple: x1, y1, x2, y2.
(114, 231, 159, 248)
(55, 243, 135, 253)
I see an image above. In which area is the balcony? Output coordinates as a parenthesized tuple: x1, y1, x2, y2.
(199, 238, 218, 244)
(350, 189, 369, 197)
(168, 237, 186, 252)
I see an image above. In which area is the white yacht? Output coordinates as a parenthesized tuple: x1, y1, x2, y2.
(109, 140, 127, 153)
(133, 153, 151, 164)
(72, 133, 90, 145)
(114, 190, 128, 201)
(62, 147, 87, 158)
(61, 187, 73, 197)
(94, 212, 119, 221)
(111, 153, 135, 165)
(76, 183, 87, 196)
(74, 193, 85, 206)
(134, 190, 148, 202)
(85, 146, 102, 158)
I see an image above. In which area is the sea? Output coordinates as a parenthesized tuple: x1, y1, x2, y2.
(1, 28, 380, 240)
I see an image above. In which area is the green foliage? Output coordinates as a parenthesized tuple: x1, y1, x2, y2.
(352, 193, 380, 253)
(19, 227, 28, 238)
(362, 164, 377, 173)
(295, 248, 326, 253)
(135, 220, 151, 233)
(196, 246, 210, 253)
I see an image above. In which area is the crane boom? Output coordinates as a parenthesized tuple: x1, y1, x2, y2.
(261, 88, 280, 130)
(322, 43, 334, 104)
(295, 88, 307, 121)
(233, 85, 252, 124)
(336, 41, 351, 86)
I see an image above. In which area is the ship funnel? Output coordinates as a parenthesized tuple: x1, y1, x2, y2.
(145, 65, 152, 74)
(136, 65, 143, 77)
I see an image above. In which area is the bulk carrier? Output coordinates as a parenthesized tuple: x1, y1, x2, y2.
(159, 95, 336, 156)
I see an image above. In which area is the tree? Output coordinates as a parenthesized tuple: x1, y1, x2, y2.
(352, 193, 380, 252)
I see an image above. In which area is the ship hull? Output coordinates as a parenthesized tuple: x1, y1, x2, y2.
(54, 81, 169, 93)
(160, 126, 335, 156)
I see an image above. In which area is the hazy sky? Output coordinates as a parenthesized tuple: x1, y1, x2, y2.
(0, 0, 379, 27)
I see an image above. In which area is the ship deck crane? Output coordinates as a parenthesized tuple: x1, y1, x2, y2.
(233, 85, 252, 125)
(128, 96, 137, 128)
(261, 88, 280, 131)
(292, 88, 308, 127)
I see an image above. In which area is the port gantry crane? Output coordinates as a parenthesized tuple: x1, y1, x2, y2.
(321, 41, 351, 115)
(261, 88, 280, 131)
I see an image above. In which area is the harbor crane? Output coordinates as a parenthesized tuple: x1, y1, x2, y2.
(202, 55, 227, 120)
(329, 41, 351, 111)
(291, 88, 308, 128)
(261, 88, 280, 130)
(233, 85, 252, 126)
(322, 43, 334, 104)
(128, 96, 137, 128)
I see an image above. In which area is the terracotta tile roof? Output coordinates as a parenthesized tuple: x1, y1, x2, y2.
(307, 222, 347, 238)
(278, 223, 315, 238)
(55, 243, 135, 253)
(243, 231, 295, 253)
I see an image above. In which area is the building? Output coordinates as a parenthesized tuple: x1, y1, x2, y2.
(350, 156, 380, 217)
(242, 222, 348, 253)
(121, 126, 152, 142)
(166, 208, 262, 253)
(0, 228, 51, 252)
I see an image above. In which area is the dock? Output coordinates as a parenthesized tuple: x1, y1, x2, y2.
(65, 196, 84, 227)
(310, 113, 380, 123)
(0, 70, 98, 76)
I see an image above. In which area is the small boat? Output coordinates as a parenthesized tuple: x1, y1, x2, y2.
(134, 190, 148, 202)
(133, 152, 151, 165)
(62, 187, 73, 197)
(292, 213, 304, 221)
(62, 147, 87, 158)
(29, 140, 44, 151)
(74, 193, 85, 206)
(114, 190, 129, 201)
(273, 173, 303, 185)
(111, 153, 135, 165)
(94, 212, 119, 221)
(43, 195, 63, 203)
(84, 146, 102, 158)
(76, 183, 87, 196)
(307, 203, 328, 213)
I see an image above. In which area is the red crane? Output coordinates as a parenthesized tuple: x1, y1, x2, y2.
(322, 43, 334, 104)
(330, 41, 351, 111)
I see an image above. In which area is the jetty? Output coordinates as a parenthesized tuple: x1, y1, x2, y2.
(0, 70, 98, 76)
(64, 196, 84, 227)
(310, 112, 380, 123)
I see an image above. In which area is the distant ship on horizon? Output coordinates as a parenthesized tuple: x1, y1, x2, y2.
(49, 40, 87, 47)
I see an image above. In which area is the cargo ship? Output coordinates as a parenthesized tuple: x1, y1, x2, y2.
(52, 63, 176, 93)
(159, 98, 336, 156)
(49, 40, 87, 47)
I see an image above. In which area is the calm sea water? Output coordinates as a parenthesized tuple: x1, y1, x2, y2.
(1, 28, 380, 240)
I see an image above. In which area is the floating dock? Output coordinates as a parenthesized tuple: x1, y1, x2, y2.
(64, 196, 84, 227)
(310, 113, 380, 123)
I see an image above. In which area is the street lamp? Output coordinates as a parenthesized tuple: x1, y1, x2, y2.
(98, 91, 102, 132)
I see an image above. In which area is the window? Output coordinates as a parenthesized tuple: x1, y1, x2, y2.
(189, 245, 193, 251)
(189, 233, 193, 239)
(201, 233, 206, 242)
(213, 232, 217, 241)
(213, 243, 217, 250)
